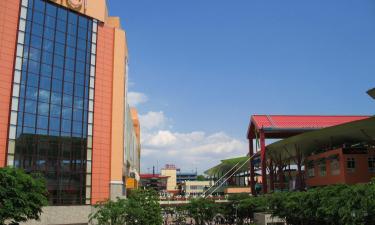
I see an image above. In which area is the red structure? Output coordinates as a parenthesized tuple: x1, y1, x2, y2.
(247, 115, 370, 195)
(306, 147, 375, 187)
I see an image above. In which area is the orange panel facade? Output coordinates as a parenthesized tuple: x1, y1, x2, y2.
(91, 24, 115, 204)
(0, 0, 20, 167)
(306, 148, 375, 187)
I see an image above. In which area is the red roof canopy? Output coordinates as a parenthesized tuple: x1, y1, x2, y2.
(247, 115, 370, 139)
(140, 174, 169, 179)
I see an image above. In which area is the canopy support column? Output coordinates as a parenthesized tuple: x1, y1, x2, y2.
(249, 138, 256, 196)
(260, 130, 267, 194)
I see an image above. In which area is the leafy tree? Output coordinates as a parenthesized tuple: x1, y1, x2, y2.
(90, 189, 163, 225)
(0, 167, 48, 225)
(266, 182, 375, 225)
(89, 198, 128, 225)
(126, 189, 163, 225)
(186, 198, 218, 225)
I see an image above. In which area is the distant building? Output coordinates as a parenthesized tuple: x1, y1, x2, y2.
(161, 164, 178, 193)
(177, 171, 198, 183)
(181, 180, 212, 196)
(140, 174, 169, 192)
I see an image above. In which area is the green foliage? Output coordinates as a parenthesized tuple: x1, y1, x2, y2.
(196, 175, 206, 181)
(266, 183, 375, 225)
(185, 198, 218, 225)
(89, 199, 128, 225)
(126, 189, 163, 225)
(0, 167, 48, 225)
(221, 194, 267, 225)
(90, 189, 163, 225)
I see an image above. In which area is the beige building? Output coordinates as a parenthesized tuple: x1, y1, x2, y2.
(161, 164, 177, 192)
(182, 181, 212, 196)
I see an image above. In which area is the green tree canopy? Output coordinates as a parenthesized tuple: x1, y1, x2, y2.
(0, 167, 48, 225)
(90, 189, 163, 225)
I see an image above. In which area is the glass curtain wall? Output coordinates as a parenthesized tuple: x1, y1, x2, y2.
(8, 0, 96, 205)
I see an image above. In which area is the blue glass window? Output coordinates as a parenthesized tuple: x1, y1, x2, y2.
(53, 68, 63, 80)
(57, 8, 67, 21)
(62, 107, 72, 120)
(37, 116, 49, 129)
(40, 77, 51, 90)
(32, 24, 44, 38)
(49, 118, 60, 131)
(50, 104, 61, 118)
(56, 20, 67, 33)
(51, 92, 62, 105)
(14, 0, 94, 205)
(24, 113, 36, 128)
(39, 89, 50, 103)
(27, 73, 39, 87)
(44, 27, 55, 40)
(46, 4, 57, 17)
(30, 35, 43, 49)
(26, 87, 38, 100)
(33, 12, 44, 26)
(73, 109, 83, 121)
(25, 100, 37, 114)
(52, 79, 63, 92)
(61, 119, 71, 133)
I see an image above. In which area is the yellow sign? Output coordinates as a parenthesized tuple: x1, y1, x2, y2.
(126, 178, 136, 189)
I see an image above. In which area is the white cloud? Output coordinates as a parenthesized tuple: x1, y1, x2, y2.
(139, 111, 168, 130)
(141, 129, 247, 174)
(127, 92, 148, 106)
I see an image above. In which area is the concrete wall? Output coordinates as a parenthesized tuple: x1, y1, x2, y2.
(21, 206, 94, 225)
(254, 213, 286, 225)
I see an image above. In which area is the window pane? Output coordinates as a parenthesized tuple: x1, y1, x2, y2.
(51, 92, 62, 105)
(37, 115, 48, 129)
(50, 104, 61, 117)
(25, 100, 37, 114)
(62, 107, 72, 120)
(57, 8, 67, 21)
(49, 117, 60, 131)
(38, 102, 49, 116)
(24, 113, 36, 128)
(46, 4, 57, 17)
(40, 77, 51, 90)
(39, 89, 50, 103)
(61, 119, 71, 133)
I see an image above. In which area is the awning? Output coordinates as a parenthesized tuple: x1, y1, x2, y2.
(266, 116, 375, 161)
(204, 156, 250, 177)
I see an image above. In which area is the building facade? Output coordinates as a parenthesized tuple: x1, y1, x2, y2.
(0, 0, 139, 223)
(181, 180, 211, 196)
(306, 147, 375, 187)
(161, 164, 178, 193)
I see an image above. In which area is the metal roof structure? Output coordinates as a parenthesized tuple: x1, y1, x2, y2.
(246, 114, 371, 194)
(247, 115, 370, 139)
(266, 116, 375, 161)
(140, 174, 169, 179)
(204, 156, 250, 177)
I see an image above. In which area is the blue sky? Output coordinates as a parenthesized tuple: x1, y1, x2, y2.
(107, 0, 375, 173)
